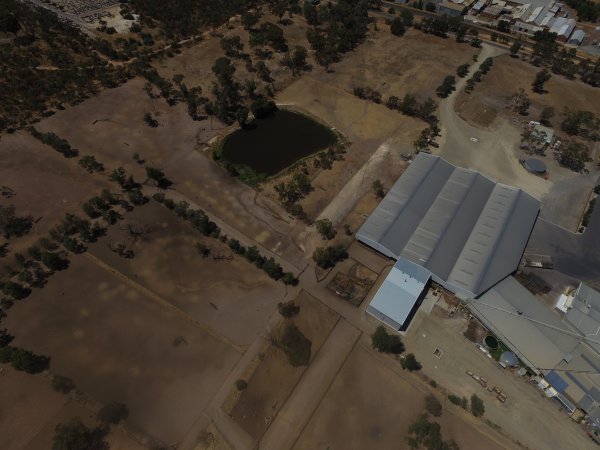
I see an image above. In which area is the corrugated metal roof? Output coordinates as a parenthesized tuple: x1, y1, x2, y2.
(356, 153, 540, 297)
(367, 258, 431, 330)
(467, 277, 579, 372)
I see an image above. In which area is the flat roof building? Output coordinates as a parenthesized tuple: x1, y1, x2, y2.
(366, 258, 431, 331)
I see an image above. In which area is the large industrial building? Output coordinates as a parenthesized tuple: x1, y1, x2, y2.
(357, 153, 600, 426)
(357, 153, 540, 330)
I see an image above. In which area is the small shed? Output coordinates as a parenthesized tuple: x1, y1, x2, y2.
(501, 351, 519, 367)
(568, 29, 585, 46)
(523, 158, 547, 174)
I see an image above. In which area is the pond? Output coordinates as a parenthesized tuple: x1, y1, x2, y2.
(221, 109, 337, 176)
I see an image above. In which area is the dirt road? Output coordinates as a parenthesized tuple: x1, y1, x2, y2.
(259, 319, 361, 450)
(435, 44, 551, 201)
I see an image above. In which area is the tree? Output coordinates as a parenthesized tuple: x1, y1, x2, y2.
(78, 155, 104, 173)
(0, 280, 31, 299)
(220, 36, 244, 58)
(312, 245, 348, 269)
(456, 64, 469, 78)
(235, 379, 248, 390)
(97, 402, 129, 425)
(146, 167, 172, 189)
(371, 325, 405, 354)
(250, 97, 277, 119)
(41, 251, 69, 271)
(52, 419, 109, 450)
(52, 375, 75, 394)
(255, 61, 272, 82)
(303, 2, 319, 25)
(281, 45, 310, 76)
(390, 17, 406, 36)
(558, 141, 591, 172)
(425, 2, 436, 11)
(509, 88, 530, 115)
(241, 10, 259, 30)
(315, 218, 335, 240)
(510, 41, 521, 58)
(401, 353, 422, 371)
(372, 179, 385, 198)
(278, 300, 300, 319)
(425, 394, 442, 417)
(0, 346, 50, 373)
(540, 106, 555, 126)
(436, 76, 456, 98)
(0, 205, 33, 239)
(532, 68, 551, 93)
(470, 394, 485, 417)
(143, 112, 158, 128)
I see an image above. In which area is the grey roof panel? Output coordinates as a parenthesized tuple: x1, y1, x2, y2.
(357, 153, 540, 297)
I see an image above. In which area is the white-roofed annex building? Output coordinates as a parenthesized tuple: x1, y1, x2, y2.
(357, 153, 540, 331)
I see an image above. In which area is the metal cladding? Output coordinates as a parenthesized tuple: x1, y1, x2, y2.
(357, 153, 540, 298)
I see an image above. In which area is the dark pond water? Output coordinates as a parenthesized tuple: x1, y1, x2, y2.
(222, 110, 337, 176)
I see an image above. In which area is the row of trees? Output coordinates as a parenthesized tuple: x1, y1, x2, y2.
(153, 194, 299, 285)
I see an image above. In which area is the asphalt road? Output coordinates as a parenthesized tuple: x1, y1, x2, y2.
(527, 194, 600, 287)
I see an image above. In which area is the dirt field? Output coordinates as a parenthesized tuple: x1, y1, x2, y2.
(231, 290, 339, 440)
(89, 201, 284, 346)
(4, 250, 241, 445)
(455, 54, 600, 130)
(403, 308, 593, 450)
(0, 131, 112, 265)
(0, 368, 67, 450)
(293, 344, 507, 450)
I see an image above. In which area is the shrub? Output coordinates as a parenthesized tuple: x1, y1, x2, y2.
(235, 379, 248, 391)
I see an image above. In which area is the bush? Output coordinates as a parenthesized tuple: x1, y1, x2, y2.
(371, 325, 405, 354)
(470, 394, 485, 417)
(390, 17, 406, 36)
(52, 375, 75, 394)
(425, 394, 442, 416)
(278, 301, 300, 319)
(97, 402, 129, 425)
(282, 272, 299, 286)
(280, 323, 311, 367)
(401, 353, 421, 371)
(448, 394, 467, 409)
(0, 205, 33, 239)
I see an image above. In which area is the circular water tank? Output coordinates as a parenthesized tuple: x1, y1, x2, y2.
(501, 351, 518, 367)
(523, 159, 547, 174)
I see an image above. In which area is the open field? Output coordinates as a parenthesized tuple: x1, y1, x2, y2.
(0, 368, 67, 450)
(293, 344, 508, 450)
(32, 77, 306, 265)
(0, 131, 112, 264)
(455, 54, 600, 130)
(231, 290, 339, 440)
(89, 201, 284, 346)
(4, 250, 241, 445)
